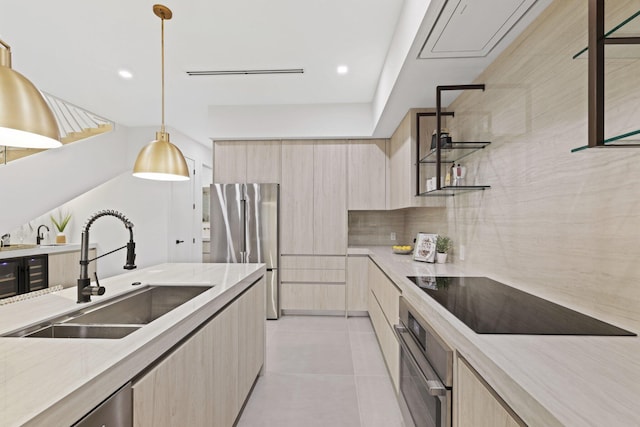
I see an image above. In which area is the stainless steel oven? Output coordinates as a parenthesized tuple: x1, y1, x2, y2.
(394, 297, 453, 427)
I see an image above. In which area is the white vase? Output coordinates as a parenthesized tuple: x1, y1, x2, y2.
(436, 252, 447, 264)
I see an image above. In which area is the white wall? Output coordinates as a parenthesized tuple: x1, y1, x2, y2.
(0, 126, 129, 234)
(66, 126, 211, 278)
(60, 171, 172, 278)
(208, 103, 374, 139)
(6, 125, 212, 278)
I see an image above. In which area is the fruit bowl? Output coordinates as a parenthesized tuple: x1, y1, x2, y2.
(392, 245, 413, 255)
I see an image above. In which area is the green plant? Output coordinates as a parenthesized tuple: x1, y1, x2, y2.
(436, 276, 451, 289)
(51, 211, 72, 233)
(436, 235, 452, 253)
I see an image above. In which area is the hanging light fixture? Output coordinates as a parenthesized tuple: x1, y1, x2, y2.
(133, 4, 190, 181)
(0, 39, 61, 149)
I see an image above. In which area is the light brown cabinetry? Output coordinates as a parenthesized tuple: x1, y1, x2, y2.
(281, 141, 315, 254)
(214, 140, 281, 183)
(346, 255, 368, 313)
(347, 139, 388, 210)
(313, 140, 347, 254)
(280, 140, 347, 255)
(456, 355, 525, 427)
(237, 277, 266, 400)
(389, 109, 444, 209)
(213, 141, 247, 183)
(246, 140, 281, 183)
(367, 259, 401, 390)
(280, 140, 347, 312)
(280, 255, 346, 313)
(389, 113, 413, 210)
(48, 248, 97, 288)
(132, 278, 265, 427)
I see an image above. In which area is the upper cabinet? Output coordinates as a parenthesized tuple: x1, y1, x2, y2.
(214, 141, 246, 183)
(246, 140, 281, 183)
(281, 141, 315, 254)
(314, 141, 347, 254)
(214, 140, 281, 183)
(388, 109, 447, 209)
(347, 139, 388, 210)
(389, 115, 413, 210)
(280, 140, 347, 255)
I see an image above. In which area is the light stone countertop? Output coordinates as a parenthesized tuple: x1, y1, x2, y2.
(0, 262, 265, 427)
(359, 246, 640, 427)
(0, 243, 97, 260)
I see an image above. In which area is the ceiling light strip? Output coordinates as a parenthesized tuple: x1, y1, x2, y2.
(186, 68, 304, 76)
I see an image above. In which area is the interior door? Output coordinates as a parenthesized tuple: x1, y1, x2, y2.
(169, 157, 196, 263)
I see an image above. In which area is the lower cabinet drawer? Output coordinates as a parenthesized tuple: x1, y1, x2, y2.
(281, 255, 345, 270)
(368, 289, 399, 391)
(281, 283, 345, 311)
(281, 268, 345, 283)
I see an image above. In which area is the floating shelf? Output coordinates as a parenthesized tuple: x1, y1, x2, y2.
(418, 185, 491, 197)
(416, 84, 491, 196)
(573, 9, 640, 59)
(573, 2, 640, 151)
(571, 129, 640, 152)
(419, 141, 491, 163)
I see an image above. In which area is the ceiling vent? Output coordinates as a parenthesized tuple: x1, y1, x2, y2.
(419, 0, 538, 59)
(186, 69, 304, 76)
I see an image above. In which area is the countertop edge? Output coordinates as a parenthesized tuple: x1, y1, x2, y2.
(2, 263, 265, 427)
(362, 246, 588, 427)
(0, 243, 97, 259)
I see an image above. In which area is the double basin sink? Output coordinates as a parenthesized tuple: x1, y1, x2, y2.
(4, 284, 213, 339)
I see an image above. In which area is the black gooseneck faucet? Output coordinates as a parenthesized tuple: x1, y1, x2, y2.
(36, 224, 49, 245)
(77, 210, 137, 303)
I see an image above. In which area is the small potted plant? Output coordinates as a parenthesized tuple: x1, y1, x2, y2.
(51, 210, 72, 244)
(436, 235, 452, 264)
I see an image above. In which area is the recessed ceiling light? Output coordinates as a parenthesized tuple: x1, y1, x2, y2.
(337, 65, 349, 75)
(118, 69, 133, 80)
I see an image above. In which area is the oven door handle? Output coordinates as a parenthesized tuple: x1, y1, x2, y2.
(394, 324, 446, 397)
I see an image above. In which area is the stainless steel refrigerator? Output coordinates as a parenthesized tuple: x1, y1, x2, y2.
(210, 183, 280, 319)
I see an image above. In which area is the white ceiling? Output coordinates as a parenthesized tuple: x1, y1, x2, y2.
(0, 0, 552, 145)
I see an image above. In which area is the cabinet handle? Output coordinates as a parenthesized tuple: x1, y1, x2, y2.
(176, 240, 184, 244)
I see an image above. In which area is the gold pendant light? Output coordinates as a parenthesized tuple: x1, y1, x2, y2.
(133, 4, 190, 181)
(0, 39, 61, 149)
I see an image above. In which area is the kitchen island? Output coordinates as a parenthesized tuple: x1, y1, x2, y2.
(354, 246, 640, 427)
(0, 262, 265, 426)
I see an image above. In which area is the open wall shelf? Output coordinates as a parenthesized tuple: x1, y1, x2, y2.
(572, 1, 640, 151)
(419, 141, 491, 163)
(418, 185, 491, 197)
(416, 85, 491, 197)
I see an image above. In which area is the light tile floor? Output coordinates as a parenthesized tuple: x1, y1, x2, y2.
(236, 315, 404, 427)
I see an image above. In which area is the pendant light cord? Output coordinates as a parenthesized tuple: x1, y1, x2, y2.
(160, 16, 165, 134)
(0, 38, 12, 67)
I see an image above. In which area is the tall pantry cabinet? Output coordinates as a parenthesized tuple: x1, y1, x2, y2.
(280, 140, 347, 313)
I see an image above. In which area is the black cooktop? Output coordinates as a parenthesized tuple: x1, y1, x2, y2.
(407, 276, 635, 336)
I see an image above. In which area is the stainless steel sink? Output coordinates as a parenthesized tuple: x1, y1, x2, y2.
(3, 284, 213, 339)
(69, 285, 212, 325)
(25, 324, 140, 339)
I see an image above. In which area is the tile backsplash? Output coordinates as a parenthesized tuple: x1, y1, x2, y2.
(348, 208, 448, 248)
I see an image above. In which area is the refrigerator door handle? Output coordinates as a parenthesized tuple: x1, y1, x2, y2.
(240, 198, 247, 258)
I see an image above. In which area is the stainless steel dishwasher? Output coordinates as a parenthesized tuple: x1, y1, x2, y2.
(72, 382, 132, 427)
